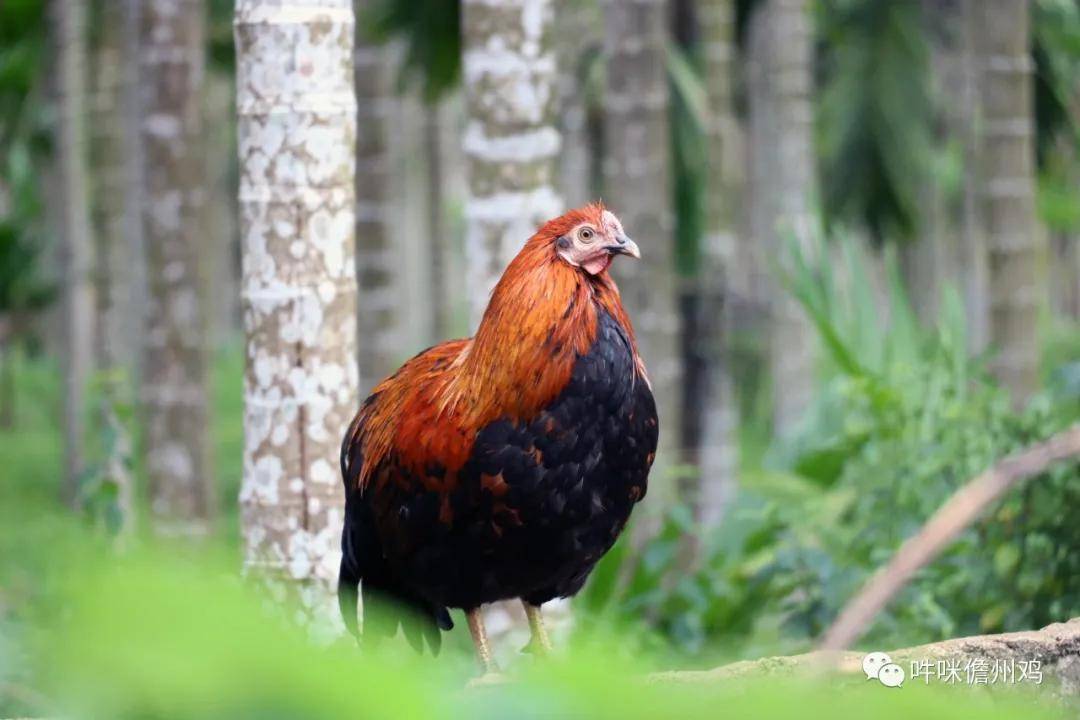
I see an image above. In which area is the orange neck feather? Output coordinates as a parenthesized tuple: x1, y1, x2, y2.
(376, 228, 640, 482)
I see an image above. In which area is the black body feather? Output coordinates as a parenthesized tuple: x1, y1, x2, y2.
(338, 309, 658, 648)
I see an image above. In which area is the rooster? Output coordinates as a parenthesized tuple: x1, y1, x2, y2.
(339, 203, 658, 673)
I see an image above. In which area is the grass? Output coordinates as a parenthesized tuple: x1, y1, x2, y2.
(0, 347, 63, 509)
(0, 340, 246, 544)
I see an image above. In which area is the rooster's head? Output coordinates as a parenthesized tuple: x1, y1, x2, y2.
(540, 203, 641, 276)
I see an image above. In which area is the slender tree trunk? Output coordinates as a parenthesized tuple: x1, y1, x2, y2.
(54, 0, 95, 508)
(957, 0, 991, 352)
(89, 0, 135, 534)
(695, 0, 741, 523)
(420, 94, 474, 343)
(746, 0, 817, 436)
(122, 0, 146, 377)
(388, 70, 433, 356)
(1050, 230, 1080, 319)
(235, 0, 358, 632)
(901, 0, 962, 326)
(908, 0, 988, 340)
(975, 0, 1041, 403)
(602, 0, 682, 456)
(354, 11, 399, 395)
(90, 0, 127, 367)
(555, 0, 601, 207)
(461, 0, 563, 328)
(204, 71, 242, 345)
(140, 0, 213, 535)
(892, 0, 993, 349)
(424, 100, 449, 341)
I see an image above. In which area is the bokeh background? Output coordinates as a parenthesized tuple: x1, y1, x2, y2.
(2, 0, 1080, 716)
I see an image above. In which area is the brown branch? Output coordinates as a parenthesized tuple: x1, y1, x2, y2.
(648, 617, 1080, 694)
(817, 424, 1080, 653)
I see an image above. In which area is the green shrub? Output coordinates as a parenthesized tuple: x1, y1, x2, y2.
(588, 234, 1080, 661)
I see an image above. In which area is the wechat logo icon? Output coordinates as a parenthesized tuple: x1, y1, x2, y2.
(863, 652, 905, 688)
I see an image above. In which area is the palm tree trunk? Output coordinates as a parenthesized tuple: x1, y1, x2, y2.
(90, 0, 127, 368)
(433, 92, 470, 336)
(54, 0, 95, 508)
(204, 71, 243, 346)
(901, 0, 965, 327)
(235, 0, 359, 631)
(958, 0, 992, 353)
(461, 0, 563, 329)
(89, 0, 134, 535)
(354, 11, 399, 396)
(140, 0, 213, 536)
(555, 0, 601, 207)
(122, 0, 146, 378)
(746, 0, 817, 436)
(975, 0, 1041, 404)
(696, 0, 741, 523)
(602, 0, 682, 457)
(424, 101, 449, 341)
(1050, 229, 1080, 319)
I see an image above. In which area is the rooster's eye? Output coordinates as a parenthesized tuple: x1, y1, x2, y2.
(579, 227, 595, 243)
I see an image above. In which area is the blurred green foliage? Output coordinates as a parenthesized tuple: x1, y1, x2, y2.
(76, 369, 136, 536)
(777, 236, 1080, 647)
(816, 0, 934, 243)
(0, 0, 54, 336)
(670, 24, 709, 279)
(0, 519, 1065, 718)
(1033, 0, 1080, 168)
(365, 0, 461, 101)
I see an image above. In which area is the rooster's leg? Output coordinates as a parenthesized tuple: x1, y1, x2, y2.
(522, 601, 553, 655)
(466, 607, 498, 674)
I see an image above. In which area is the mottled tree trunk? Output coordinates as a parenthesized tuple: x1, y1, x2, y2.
(90, 0, 130, 368)
(957, 0, 991, 353)
(461, 0, 563, 328)
(55, 0, 95, 508)
(746, 0, 817, 436)
(975, 0, 1041, 404)
(354, 12, 399, 395)
(89, 0, 134, 533)
(602, 0, 682, 456)
(905, 0, 989, 342)
(235, 0, 358, 633)
(389, 73, 437, 356)
(555, 0, 601, 207)
(695, 0, 741, 524)
(140, 0, 213, 535)
(434, 92, 471, 336)
(902, 0, 963, 327)
(1050, 230, 1080, 320)
(424, 102, 449, 341)
(122, 0, 146, 374)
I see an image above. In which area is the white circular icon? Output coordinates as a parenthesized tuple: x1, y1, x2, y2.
(862, 651, 892, 680)
(878, 662, 905, 688)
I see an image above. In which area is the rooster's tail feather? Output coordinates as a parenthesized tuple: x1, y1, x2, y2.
(339, 494, 452, 653)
